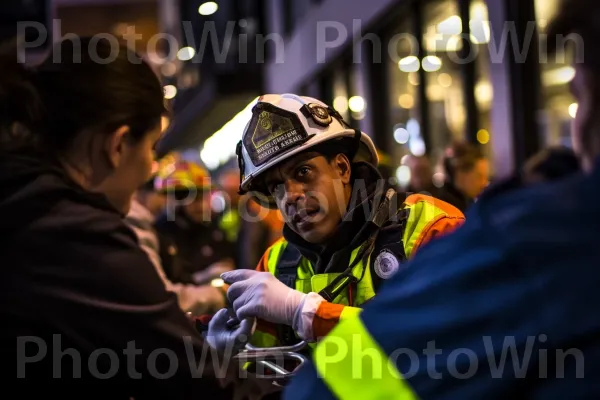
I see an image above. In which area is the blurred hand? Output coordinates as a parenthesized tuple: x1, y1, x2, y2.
(193, 260, 234, 285)
(206, 308, 256, 354)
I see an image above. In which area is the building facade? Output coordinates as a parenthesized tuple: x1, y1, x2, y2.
(257, 0, 575, 181)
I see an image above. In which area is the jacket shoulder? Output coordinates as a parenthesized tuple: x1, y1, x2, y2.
(400, 193, 465, 257)
(256, 237, 289, 272)
(404, 193, 465, 219)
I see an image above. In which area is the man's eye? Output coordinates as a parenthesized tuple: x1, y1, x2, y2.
(297, 167, 310, 177)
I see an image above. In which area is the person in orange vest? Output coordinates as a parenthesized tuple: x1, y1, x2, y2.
(205, 94, 464, 363)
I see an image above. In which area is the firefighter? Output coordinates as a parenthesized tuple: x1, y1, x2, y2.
(206, 94, 464, 354)
(283, 1, 600, 398)
(154, 160, 235, 284)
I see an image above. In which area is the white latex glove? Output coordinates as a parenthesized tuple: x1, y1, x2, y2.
(206, 308, 256, 354)
(222, 270, 307, 326)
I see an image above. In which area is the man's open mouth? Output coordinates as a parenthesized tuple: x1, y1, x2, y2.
(293, 208, 320, 226)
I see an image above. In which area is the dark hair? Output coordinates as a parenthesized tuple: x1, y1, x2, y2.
(443, 141, 485, 183)
(1, 36, 166, 155)
(0, 41, 45, 150)
(523, 146, 580, 181)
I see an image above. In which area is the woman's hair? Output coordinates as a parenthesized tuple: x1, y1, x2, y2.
(1, 36, 166, 154)
(443, 141, 485, 183)
(0, 41, 45, 150)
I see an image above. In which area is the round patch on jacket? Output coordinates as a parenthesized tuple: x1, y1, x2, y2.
(374, 250, 400, 279)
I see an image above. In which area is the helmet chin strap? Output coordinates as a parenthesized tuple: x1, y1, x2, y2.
(236, 140, 246, 195)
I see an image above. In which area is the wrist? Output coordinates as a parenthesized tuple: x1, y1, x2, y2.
(292, 292, 325, 341)
(284, 289, 307, 325)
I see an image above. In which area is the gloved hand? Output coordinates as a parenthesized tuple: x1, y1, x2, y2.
(206, 308, 256, 354)
(222, 270, 307, 326)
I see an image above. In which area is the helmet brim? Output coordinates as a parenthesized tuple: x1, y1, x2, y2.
(240, 129, 378, 196)
(241, 130, 378, 209)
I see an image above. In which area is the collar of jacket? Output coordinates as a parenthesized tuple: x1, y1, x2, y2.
(282, 162, 387, 273)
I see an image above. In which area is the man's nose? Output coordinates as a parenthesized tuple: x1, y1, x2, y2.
(282, 180, 304, 206)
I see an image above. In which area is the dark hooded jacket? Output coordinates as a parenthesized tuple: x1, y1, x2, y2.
(0, 151, 230, 399)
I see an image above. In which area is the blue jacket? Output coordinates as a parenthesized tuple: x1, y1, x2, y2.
(284, 159, 600, 399)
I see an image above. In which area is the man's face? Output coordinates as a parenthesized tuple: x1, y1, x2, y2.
(262, 153, 351, 244)
(455, 159, 489, 200)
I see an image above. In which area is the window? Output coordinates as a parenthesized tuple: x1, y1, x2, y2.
(535, 0, 576, 148)
(471, 0, 493, 165)
(387, 15, 422, 181)
(332, 65, 350, 122)
(423, 0, 466, 160)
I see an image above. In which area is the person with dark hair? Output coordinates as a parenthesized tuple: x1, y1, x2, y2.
(404, 154, 437, 194)
(0, 37, 229, 398)
(523, 146, 581, 183)
(283, 1, 600, 398)
(438, 140, 490, 212)
(153, 160, 235, 284)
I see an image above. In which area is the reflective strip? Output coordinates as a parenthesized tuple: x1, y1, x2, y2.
(267, 240, 377, 307)
(339, 306, 362, 320)
(402, 198, 445, 258)
(314, 315, 418, 400)
(265, 239, 287, 275)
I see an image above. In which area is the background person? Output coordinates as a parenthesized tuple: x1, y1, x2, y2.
(404, 154, 438, 195)
(154, 160, 235, 284)
(523, 145, 581, 183)
(438, 141, 490, 212)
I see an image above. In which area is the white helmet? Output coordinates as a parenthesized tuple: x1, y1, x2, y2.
(236, 94, 378, 198)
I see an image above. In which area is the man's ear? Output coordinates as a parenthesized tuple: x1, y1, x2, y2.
(104, 125, 130, 169)
(333, 154, 352, 185)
